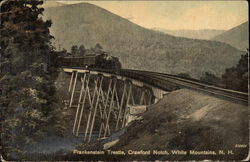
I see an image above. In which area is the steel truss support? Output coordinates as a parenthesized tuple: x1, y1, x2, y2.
(68, 71, 75, 92)
(76, 75, 90, 136)
(69, 71, 78, 108)
(139, 90, 145, 105)
(121, 83, 132, 128)
(103, 78, 117, 138)
(115, 82, 127, 131)
(84, 76, 100, 141)
(87, 75, 104, 142)
(98, 79, 112, 137)
(68, 72, 154, 142)
(72, 73, 86, 135)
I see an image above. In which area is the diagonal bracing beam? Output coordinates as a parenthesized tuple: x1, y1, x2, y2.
(115, 82, 127, 130)
(69, 71, 78, 108)
(83, 76, 100, 141)
(88, 76, 104, 142)
(72, 73, 86, 134)
(68, 71, 75, 93)
(121, 83, 132, 128)
(103, 78, 117, 138)
(76, 74, 91, 136)
(98, 79, 113, 138)
(139, 90, 145, 105)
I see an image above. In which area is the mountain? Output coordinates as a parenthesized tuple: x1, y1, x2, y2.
(42, 1, 65, 8)
(212, 21, 249, 51)
(152, 28, 225, 40)
(43, 3, 244, 78)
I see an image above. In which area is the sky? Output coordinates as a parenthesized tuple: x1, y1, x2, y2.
(47, 0, 248, 30)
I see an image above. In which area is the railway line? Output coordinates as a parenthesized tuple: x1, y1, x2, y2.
(90, 68, 248, 104)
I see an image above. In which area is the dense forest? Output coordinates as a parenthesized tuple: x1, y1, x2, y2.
(178, 51, 248, 93)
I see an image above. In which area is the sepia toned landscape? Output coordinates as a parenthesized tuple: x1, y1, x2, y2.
(1, 0, 249, 161)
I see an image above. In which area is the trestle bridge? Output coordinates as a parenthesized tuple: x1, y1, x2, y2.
(63, 68, 248, 143)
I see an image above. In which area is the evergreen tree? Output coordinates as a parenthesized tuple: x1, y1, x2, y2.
(78, 44, 85, 56)
(92, 43, 103, 54)
(221, 52, 248, 92)
(177, 73, 192, 79)
(71, 45, 78, 56)
(200, 72, 221, 85)
(0, 0, 57, 157)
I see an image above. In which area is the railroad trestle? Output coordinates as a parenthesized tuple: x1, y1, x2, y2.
(63, 68, 168, 142)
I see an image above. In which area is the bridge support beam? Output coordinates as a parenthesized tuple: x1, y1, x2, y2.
(72, 73, 86, 134)
(151, 86, 168, 102)
(64, 69, 163, 142)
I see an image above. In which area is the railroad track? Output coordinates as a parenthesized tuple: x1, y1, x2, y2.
(92, 68, 248, 104)
(126, 69, 248, 103)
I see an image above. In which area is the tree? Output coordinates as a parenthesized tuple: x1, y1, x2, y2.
(78, 44, 85, 56)
(200, 72, 221, 85)
(177, 73, 192, 79)
(0, 0, 57, 158)
(92, 43, 103, 54)
(221, 52, 248, 92)
(71, 45, 78, 56)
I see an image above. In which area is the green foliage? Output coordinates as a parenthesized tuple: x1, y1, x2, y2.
(0, 0, 58, 157)
(70, 45, 78, 56)
(92, 43, 103, 54)
(200, 72, 221, 85)
(69, 44, 86, 56)
(221, 52, 248, 92)
(78, 45, 86, 56)
(177, 73, 192, 79)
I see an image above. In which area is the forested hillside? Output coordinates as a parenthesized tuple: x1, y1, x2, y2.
(44, 3, 244, 78)
(212, 21, 249, 51)
(153, 28, 225, 40)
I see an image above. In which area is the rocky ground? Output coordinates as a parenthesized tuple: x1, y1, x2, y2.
(108, 89, 249, 161)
